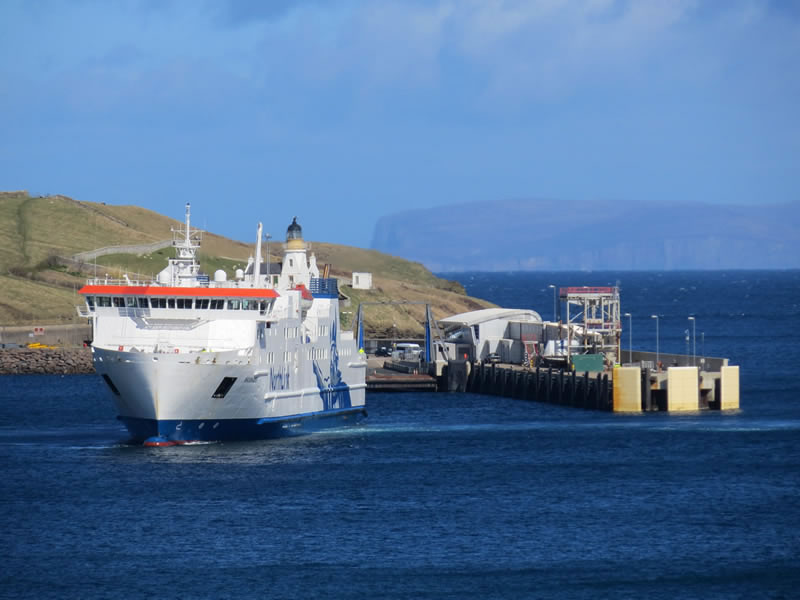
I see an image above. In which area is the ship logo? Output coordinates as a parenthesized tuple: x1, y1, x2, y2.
(270, 366, 290, 391)
(312, 316, 352, 411)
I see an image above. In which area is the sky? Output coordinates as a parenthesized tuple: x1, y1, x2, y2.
(1, 0, 798, 248)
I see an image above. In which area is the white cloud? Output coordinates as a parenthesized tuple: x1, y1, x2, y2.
(3, 0, 799, 124)
(445, 0, 700, 102)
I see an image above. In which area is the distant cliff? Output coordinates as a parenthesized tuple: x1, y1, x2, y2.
(371, 199, 800, 271)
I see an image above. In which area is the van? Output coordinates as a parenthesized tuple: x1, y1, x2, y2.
(391, 343, 421, 361)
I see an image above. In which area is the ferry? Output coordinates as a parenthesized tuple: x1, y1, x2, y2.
(77, 204, 367, 446)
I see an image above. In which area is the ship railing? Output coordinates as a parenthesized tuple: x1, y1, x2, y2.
(83, 277, 265, 289)
(85, 277, 153, 287)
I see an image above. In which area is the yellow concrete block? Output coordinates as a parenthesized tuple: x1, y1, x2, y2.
(613, 366, 641, 412)
(667, 367, 699, 411)
(720, 365, 740, 410)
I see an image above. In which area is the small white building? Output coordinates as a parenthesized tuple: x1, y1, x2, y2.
(352, 272, 372, 290)
(438, 308, 543, 364)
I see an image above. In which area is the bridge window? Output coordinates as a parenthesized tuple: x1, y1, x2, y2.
(210, 299, 224, 310)
(150, 298, 167, 309)
(86, 296, 95, 310)
(176, 298, 193, 309)
(168, 298, 175, 309)
(137, 298, 148, 308)
(126, 297, 136, 308)
(228, 299, 240, 310)
(197, 299, 209, 309)
(113, 297, 124, 307)
(97, 296, 111, 307)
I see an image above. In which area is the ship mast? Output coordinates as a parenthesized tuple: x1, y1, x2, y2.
(253, 222, 263, 287)
(160, 203, 203, 285)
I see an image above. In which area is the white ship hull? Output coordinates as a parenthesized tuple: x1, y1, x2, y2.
(94, 344, 366, 442)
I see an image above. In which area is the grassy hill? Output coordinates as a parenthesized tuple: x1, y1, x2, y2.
(0, 191, 493, 336)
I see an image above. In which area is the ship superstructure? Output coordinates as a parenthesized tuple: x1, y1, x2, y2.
(77, 204, 367, 445)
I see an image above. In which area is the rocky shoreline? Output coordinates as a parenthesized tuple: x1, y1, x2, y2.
(0, 348, 94, 375)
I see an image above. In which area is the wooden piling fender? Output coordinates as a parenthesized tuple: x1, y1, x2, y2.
(582, 371, 590, 409)
(570, 369, 577, 407)
(601, 373, 611, 410)
(526, 370, 533, 400)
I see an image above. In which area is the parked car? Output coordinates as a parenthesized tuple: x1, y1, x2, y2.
(486, 352, 501, 364)
(375, 347, 390, 357)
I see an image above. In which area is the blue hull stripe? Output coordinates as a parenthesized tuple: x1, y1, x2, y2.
(255, 405, 358, 424)
(119, 407, 367, 443)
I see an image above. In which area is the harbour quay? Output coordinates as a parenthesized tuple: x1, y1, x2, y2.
(364, 286, 740, 411)
(366, 347, 739, 412)
(441, 359, 739, 413)
(426, 288, 739, 412)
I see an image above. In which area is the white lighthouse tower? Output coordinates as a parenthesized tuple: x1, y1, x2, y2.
(279, 217, 319, 289)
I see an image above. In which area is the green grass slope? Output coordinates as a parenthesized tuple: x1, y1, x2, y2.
(0, 191, 494, 334)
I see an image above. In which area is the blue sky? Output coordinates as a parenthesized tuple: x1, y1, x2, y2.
(1, 0, 798, 248)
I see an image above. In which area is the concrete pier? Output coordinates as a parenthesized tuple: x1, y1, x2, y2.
(613, 367, 641, 412)
(721, 366, 740, 410)
(666, 367, 700, 411)
(434, 359, 739, 413)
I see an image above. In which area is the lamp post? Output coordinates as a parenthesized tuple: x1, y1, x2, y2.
(651, 315, 659, 370)
(701, 331, 705, 368)
(548, 284, 557, 322)
(624, 312, 632, 364)
(688, 316, 696, 367)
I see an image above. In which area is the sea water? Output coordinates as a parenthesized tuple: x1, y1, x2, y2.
(1, 271, 799, 599)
